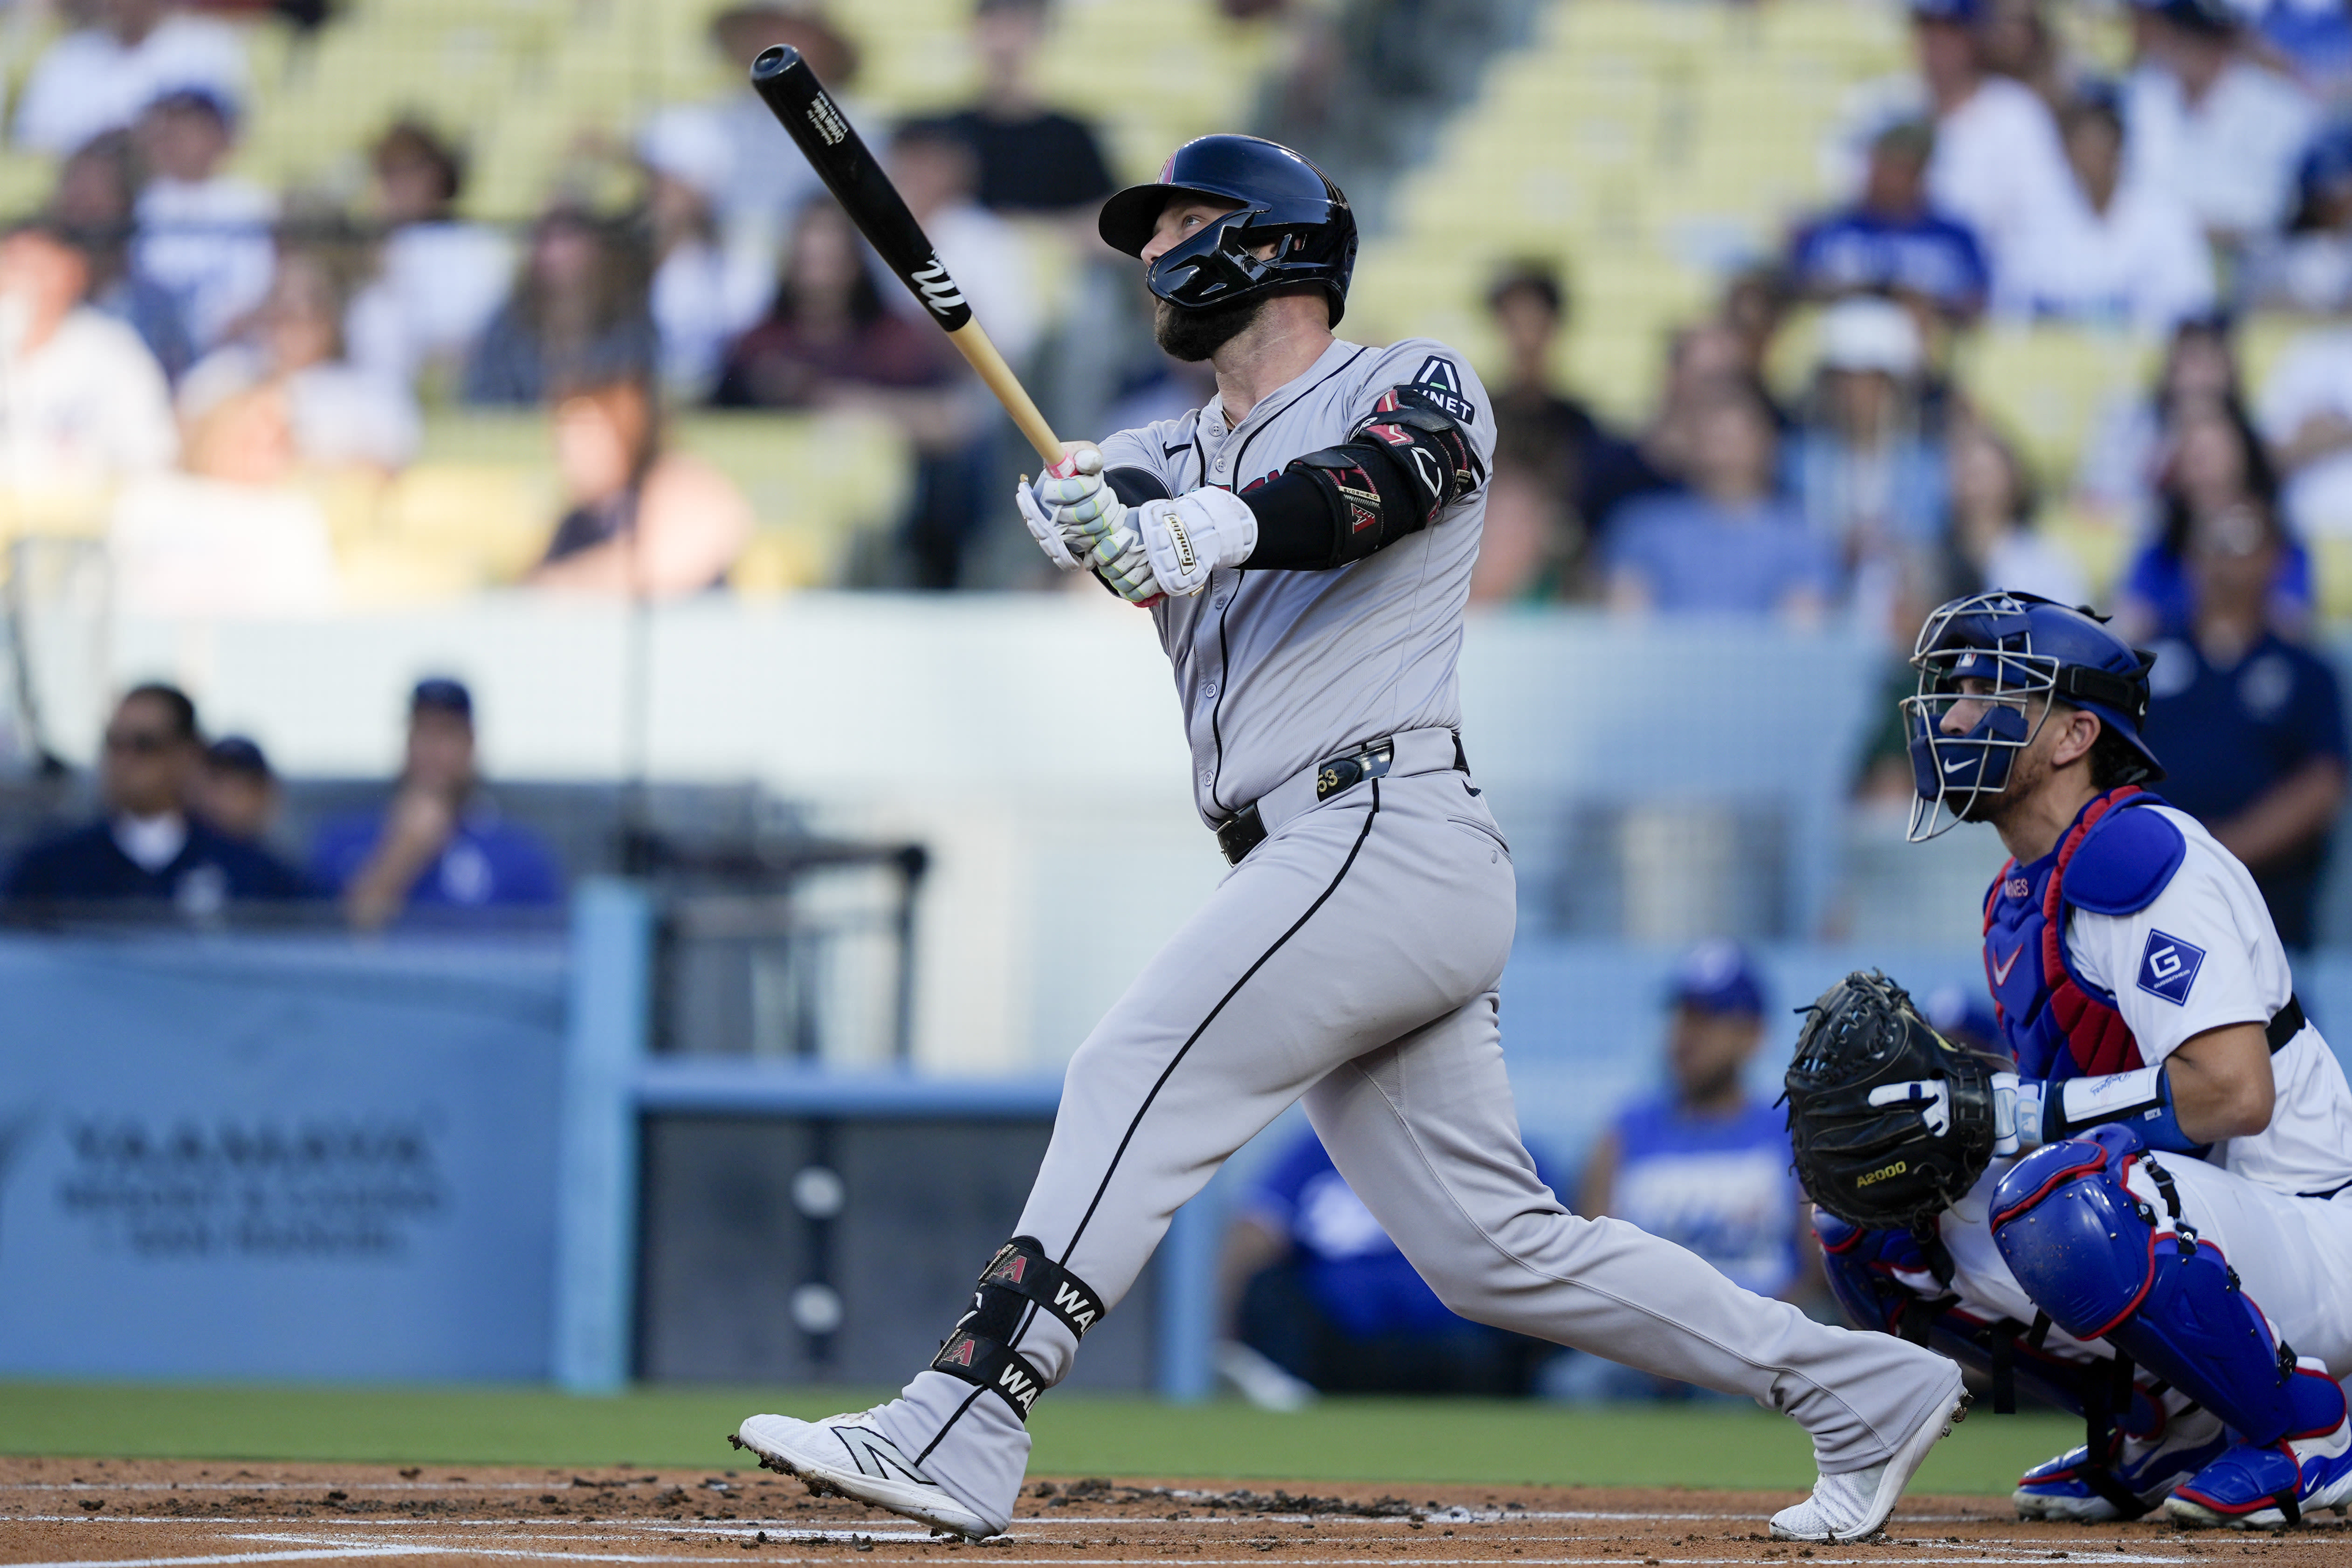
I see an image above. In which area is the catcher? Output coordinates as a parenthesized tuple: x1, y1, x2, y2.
(1787, 591, 2352, 1531)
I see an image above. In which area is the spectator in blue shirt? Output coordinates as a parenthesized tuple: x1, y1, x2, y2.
(1789, 120, 1989, 322)
(1217, 1126, 1568, 1399)
(1568, 941, 1823, 1400)
(2, 684, 306, 915)
(1606, 381, 1838, 621)
(2141, 502, 2348, 948)
(310, 677, 563, 929)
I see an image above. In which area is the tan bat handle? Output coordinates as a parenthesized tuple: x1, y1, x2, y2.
(948, 319, 1066, 469)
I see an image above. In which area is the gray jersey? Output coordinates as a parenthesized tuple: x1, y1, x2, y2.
(1094, 337, 1498, 825)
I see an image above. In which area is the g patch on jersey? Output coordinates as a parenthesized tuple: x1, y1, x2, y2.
(1410, 356, 1478, 425)
(2136, 930, 2206, 1006)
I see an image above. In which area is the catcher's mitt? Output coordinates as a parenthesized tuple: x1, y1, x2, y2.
(1784, 970, 1995, 1231)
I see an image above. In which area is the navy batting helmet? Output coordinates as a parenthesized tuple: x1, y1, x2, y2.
(1902, 591, 2162, 841)
(1098, 135, 1357, 326)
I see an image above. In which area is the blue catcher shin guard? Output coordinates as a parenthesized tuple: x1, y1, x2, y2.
(1991, 1137, 2319, 1455)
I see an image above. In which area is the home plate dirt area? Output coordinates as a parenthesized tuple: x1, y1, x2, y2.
(0, 1461, 2344, 1568)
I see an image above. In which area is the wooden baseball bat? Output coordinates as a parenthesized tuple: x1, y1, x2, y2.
(749, 44, 1066, 469)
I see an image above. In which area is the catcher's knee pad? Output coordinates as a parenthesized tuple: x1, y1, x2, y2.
(1992, 1139, 2317, 1448)
(928, 1237, 1103, 1424)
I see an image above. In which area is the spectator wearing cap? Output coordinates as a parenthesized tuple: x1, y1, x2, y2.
(343, 120, 516, 392)
(887, 120, 1041, 367)
(0, 219, 178, 490)
(1993, 87, 2214, 333)
(1215, 1122, 1570, 1402)
(1785, 296, 1949, 639)
(194, 734, 281, 847)
(938, 0, 1117, 221)
(2, 684, 305, 914)
(131, 87, 275, 351)
(2140, 502, 2348, 949)
(308, 679, 564, 931)
(12, 0, 247, 158)
(1906, 0, 2078, 297)
(2123, 0, 2318, 244)
(1788, 121, 1990, 323)
(1579, 942, 1820, 1315)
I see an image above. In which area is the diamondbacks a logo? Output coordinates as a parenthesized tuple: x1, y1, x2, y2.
(1409, 358, 1478, 424)
(806, 95, 850, 147)
(937, 1333, 978, 1369)
(908, 259, 966, 317)
(985, 1246, 1027, 1286)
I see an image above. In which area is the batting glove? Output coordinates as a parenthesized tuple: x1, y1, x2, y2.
(1134, 487, 1258, 598)
(1017, 445, 1124, 571)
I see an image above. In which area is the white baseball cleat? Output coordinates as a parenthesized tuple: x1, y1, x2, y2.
(732, 1411, 1002, 1539)
(1770, 1366, 1971, 1542)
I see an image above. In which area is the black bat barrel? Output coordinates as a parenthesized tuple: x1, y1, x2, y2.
(750, 45, 974, 333)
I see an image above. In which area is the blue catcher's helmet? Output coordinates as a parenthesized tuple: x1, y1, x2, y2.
(1902, 591, 2162, 841)
(1097, 135, 1357, 326)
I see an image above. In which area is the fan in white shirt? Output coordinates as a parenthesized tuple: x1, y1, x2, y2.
(2124, 0, 2319, 241)
(343, 121, 513, 391)
(1994, 92, 2215, 334)
(130, 89, 275, 352)
(10, 0, 246, 157)
(1911, 0, 2079, 292)
(0, 221, 177, 489)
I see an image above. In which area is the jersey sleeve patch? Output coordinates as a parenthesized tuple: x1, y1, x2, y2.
(2136, 930, 2206, 1005)
(1406, 356, 1478, 425)
(2061, 802, 2187, 915)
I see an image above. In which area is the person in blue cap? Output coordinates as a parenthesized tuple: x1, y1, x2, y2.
(1581, 940, 1821, 1328)
(309, 677, 563, 929)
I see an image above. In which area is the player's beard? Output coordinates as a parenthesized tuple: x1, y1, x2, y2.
(1154, 295, 1264, 362)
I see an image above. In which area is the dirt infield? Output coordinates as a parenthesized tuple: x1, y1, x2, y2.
(0, 1458, 2344, 1568)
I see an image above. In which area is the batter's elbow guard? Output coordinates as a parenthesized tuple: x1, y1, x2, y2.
(1240, 387, 1484, 572)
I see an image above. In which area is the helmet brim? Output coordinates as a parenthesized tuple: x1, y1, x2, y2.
(1099, 182, 1242, 257)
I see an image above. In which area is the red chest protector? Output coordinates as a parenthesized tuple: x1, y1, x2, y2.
(1981, 787, 2157, 1080)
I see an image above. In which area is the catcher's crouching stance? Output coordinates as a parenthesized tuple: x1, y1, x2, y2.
(1788, 592, 2352, 1531)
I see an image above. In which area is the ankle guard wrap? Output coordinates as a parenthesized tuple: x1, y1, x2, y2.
(928, 1237, 1105, 1422)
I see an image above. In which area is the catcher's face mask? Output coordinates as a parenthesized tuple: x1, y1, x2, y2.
(1901, 596, 2059, 842)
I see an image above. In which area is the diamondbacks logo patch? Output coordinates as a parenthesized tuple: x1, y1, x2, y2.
(2137, 930, 2205, 1005)
(1408, 359, 1478, 425)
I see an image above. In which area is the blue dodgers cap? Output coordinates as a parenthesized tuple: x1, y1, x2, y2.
(205, 734, 271, 778)
(410, 676, 474, 720)
(1911, 0, 1986, 23)
(1670, 939, 1766, 1018)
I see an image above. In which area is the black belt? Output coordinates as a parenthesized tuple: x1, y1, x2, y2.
(2268, 993, 2306, 1053)
(1213, 735, 1468, 866)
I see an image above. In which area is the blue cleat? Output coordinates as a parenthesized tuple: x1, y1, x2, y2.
(2014, 1405, 2228, 1522)
(2166, 1404, 2352, 1531)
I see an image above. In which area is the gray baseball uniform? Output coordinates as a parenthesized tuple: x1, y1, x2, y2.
(864, 337, 1952, 1530)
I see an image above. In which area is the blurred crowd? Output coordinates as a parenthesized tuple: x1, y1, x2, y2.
(1483, 0, 2352, 640)
(0, 674, 565, 927)
(0, 0, 1142, 595)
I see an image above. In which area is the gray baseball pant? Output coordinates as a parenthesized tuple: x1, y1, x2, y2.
(870, 761, 1954, 1526)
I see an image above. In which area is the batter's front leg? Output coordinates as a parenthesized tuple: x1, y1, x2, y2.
(1303, 990, 1966, 1527)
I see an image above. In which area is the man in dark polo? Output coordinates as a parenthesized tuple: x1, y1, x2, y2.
(2, 683, 307, 914)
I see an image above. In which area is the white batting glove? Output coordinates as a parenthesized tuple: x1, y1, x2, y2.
(1017, 445, 1124, 571)
(1134, 487, 1258, 598)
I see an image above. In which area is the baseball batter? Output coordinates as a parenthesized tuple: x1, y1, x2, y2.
(735, 135, 1965, 1544)
(1793, 591, 2352, 1530)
